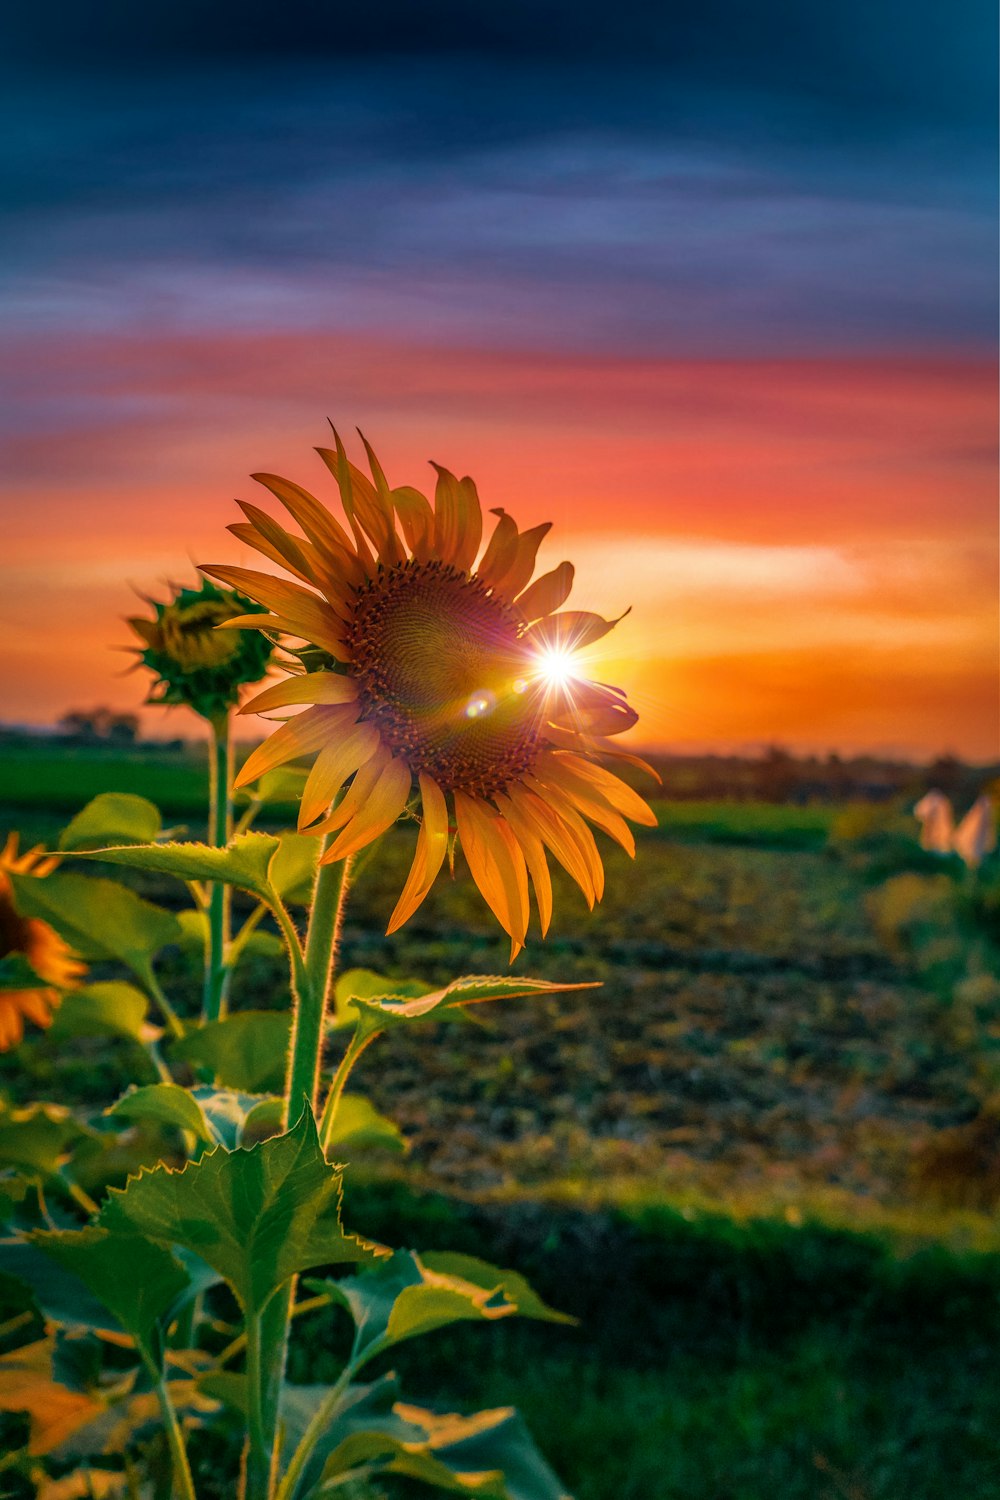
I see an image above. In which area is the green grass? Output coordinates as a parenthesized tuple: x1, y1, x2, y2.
(0, 743, 837, 849)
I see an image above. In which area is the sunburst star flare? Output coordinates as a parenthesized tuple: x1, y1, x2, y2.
(202, 430, 656, 957)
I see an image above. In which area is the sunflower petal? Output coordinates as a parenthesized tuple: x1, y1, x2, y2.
(234, 705, 342, 789)
(529, 768, 635, 856)
(529, 610, 623, 654)
(548, 680, 639, 737)
(251, 472, 363, 582)
(231, 502, 320, 583)
(490, 521, 553, 602)
(546, 752, 659, 826)
(493, 792, 553, 937)
(200, 565, 348, 658)
(391, 484, 435, 561)
(315, 433, 377, 573)
(507, 784, 602, 905)
(299, 721, 381, 829)
(454, 792, 529, 955)
(386, 773, 450, 933)
(240, 672, 359, 717)
(515, 561, 575, 623)
(308, 747, 389, 836)
(476, 508, 520, 589)
(320, 754, 412, 862)
(431, 465, 483, 574)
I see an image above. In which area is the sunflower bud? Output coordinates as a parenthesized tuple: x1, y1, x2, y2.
(127, 578, 274, 723)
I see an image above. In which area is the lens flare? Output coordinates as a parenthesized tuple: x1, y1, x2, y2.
(534, 647, 578, 691)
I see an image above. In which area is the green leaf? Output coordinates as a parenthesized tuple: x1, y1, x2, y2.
(75, 833, 281, 901)
(47, 982, 156, 1045)
(235, 765, 309, 807)
(332, 968, 433, 1029)
(270, 831, 320, 905)
(0, 953, 50, 991)
(100, 1108, 383, 1313)
(310, 1251, 516, 1365)
(315, 1402, 569, 1499)
(348, 975, 599, 1042)
(0, 1102, 94, 1177)
(169, 1011, 291, 1093)
(8, 870, 181, 990)
(106, 1084, 214, 1145)
(0, 1241, 122, 1334)
(28, 1226, 191, 1361)
(419, 1254, 574, 1326)
(59, 793, 162, 852)
(278, 1374, 426, 1495)
(324, 1095, 405, 1157)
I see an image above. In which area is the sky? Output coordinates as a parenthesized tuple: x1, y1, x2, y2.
(1, 1, 997, 759)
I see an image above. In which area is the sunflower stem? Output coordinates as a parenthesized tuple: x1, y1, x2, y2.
(202, 713, 233, 1023)
(285, 849, 353, 1120)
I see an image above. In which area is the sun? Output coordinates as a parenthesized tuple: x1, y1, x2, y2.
(533, 647, 578, 691)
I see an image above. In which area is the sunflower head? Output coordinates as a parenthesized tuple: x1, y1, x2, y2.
(202, 429, 658, 958)
(0, 834, 86, 1051)
(127, 578, 275, 722)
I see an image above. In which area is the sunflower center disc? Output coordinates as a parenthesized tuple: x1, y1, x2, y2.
(346, 561, 541, 795)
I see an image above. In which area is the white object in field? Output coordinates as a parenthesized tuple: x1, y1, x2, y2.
(952, 796, 998, 870)
(913, 790, 955, 854)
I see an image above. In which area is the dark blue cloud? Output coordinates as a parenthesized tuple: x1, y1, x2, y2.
(0, 53, 994, 357)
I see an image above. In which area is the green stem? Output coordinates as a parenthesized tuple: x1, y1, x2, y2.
(273, 1364, 355, 1500)
(318, 1029, 380, 1154)
(203, 714, 233, 1023)
(285, 851, 353, 1122)
(244, 1304, 277, 1500)
(144, 1358, 198, 1500)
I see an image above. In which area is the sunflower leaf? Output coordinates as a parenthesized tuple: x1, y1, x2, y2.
(307, 1251, 517, 1366)
(7, 870, 180, 991)
(106, 1084, 215, 1145)
(27, 1226, 191, 1366)
(314, 1400, 568, 1499)
(270, 831, 320, 905)
(47, 982, 154, 1045)
(346, 974, 599, 1042)
(0, 1102, 96, 1178)
(324, 1095, 406, 1157)
(72, 833, 282, 903)
(418, 1253, 574, 1326)
(331, 968, 434, 1029)
(58, 793, 162, 852)
(98, 1107, 384, 1314)
(169, 1011, 291, 1093)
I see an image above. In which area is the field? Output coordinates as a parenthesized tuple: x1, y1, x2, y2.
(2, 744, 999, 1498)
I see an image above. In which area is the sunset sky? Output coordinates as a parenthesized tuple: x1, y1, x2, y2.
(2, 2, 996, 759)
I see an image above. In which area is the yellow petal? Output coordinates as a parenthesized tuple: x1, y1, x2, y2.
(493, 792, 552, 937)
(514, 561, 574, 623)
(432, 464, 483, 574)
(298, 721, 381, 829)
(454, 792, 529, 954)
(314, 432, 378, 573)
(308, 746, 389, 836)
(506, 784, 600, 906)
(528, 610, 624, 653)
(528, 768, 635, 856)
(320, 754, 412, 862)
(200, 565, 348, 659)
(215, 613, 348, 660)
(240, 672, 359, 717)
(547, 680, 639, 737)
(490, 521, 552, 601)
(230, 502, 319, 584)
(234, 705, 343, 789)
(251, 472, 366, 586)
(476, 508, 520, 589)
(391, 484, 435, 561)
(386, 773, 450, 933)
(546, 752, 658, 826)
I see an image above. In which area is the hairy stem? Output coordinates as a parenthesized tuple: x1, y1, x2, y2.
(284, 851, 353, 1121)
(202, 713, 233, 1023)
(145, 1358, 197, 1500)
(318, 1029, 380, 1154)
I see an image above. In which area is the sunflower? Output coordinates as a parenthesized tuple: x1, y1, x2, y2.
(0, 836, 87, 1051)
(127, 578, 274, 722)
(202, 431, 656, 957)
